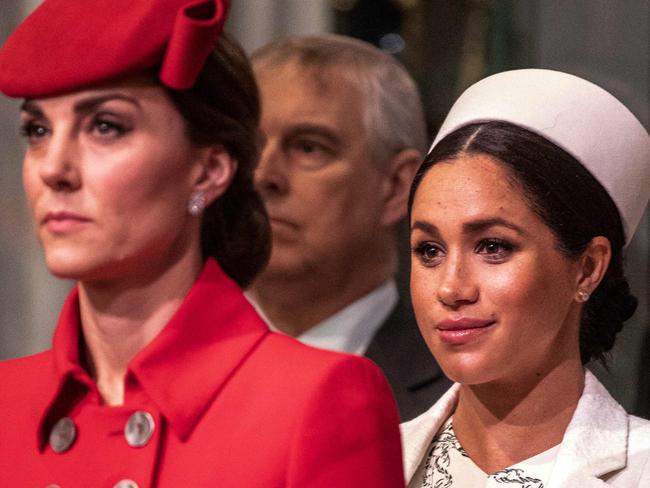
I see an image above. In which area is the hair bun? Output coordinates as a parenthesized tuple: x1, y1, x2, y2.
(580, 276, 638, 364)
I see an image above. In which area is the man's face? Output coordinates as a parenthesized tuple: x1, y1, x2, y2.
(254, 62, 390, 284)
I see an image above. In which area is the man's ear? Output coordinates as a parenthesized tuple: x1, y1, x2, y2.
(191, 145, 238, 206)
(380, 148, 422, 227)
(574, 236, 611, 301)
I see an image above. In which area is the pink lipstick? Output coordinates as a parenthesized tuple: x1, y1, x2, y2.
(436, 318, 495, 344)
(43, 211, 91, 233)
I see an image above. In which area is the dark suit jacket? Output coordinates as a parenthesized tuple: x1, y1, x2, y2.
(365, 298, 452, 421)
(635, 328, 650, 419)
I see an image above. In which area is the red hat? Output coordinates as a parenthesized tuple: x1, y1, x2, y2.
(0, 0, 230, 98)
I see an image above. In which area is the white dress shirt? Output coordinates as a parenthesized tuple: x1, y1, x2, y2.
(249, 280, 399, 355)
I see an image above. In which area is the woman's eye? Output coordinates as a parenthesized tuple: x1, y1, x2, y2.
(475, 238, 514, 262)
(20, 121, 49, 141)
(90, 117, 129, 138)
(413, 242, 444, 266)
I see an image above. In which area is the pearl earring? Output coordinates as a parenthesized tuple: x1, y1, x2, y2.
(577, 290, 590, 302)
(188, 192, 206, 216)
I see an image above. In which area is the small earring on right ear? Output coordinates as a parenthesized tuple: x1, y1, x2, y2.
(576, 290, 590, 302)
(188, 192, 206, 216)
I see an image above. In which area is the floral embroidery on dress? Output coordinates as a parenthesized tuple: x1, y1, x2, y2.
(422, 421, 468, 488)
(493, 468, 544, 487)
(420, 420, 545, 488)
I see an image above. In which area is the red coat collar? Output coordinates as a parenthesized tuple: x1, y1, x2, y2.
(39, 259, 269, 448)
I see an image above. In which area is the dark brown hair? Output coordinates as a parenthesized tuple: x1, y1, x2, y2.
(166, 33, 270, 288)
(409, 121, 637, 365)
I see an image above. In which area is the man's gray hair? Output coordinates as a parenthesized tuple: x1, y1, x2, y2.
(252, 34, 428, 167)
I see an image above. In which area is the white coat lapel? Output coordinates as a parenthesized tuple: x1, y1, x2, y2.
(400, 383, 460, 483)
(547, 371, 628, 487)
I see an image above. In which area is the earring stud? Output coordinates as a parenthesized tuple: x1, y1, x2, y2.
(188, 192, 206, 216)
(577, 290, 590, 302)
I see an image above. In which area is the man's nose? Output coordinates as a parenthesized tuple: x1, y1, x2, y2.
(255, 141, 289, 198)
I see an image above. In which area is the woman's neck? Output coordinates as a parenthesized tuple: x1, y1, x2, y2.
(452, 359, 585, 475)
(78, 251, 203, 406)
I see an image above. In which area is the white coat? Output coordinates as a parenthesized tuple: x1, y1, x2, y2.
(401, 371, 650, 487)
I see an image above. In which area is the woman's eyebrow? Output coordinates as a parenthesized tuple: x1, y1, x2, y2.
(410, 220, 439, 236)
(411, 217, 525, 237)
(463, 217, 525, 235)
(72, 93, 142, 115)
(20, 100, 43, 116)
(20, 93, 142, 117)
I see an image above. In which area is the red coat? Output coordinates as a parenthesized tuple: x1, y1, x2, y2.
(0, 260, 404, 487)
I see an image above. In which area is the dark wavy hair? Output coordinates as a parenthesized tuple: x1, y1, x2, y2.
(408, 121, 637, 365)
(165, 33, 271, 288)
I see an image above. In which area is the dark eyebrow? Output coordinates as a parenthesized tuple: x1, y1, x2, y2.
(462, 218, 525, 235)
(411, 218, 525, 236)
(20, 100, 43, 116)
(20, 93, 142, 117)
(72, 93, 142, 115)
(410, 220, 439, 236)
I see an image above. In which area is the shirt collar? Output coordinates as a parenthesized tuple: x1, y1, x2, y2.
(403, 370, 630, 485)
(40, 259, 269, 447)
(297, 280, 399, 355)
(549, 370, 628, 482)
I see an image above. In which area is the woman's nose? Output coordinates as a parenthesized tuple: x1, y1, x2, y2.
(38, 134, 81, 192)
(254, 142, 289, 198)
(436, 256, 479, 307)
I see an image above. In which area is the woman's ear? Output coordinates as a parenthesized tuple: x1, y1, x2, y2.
(380, 148, 422, 227)
(574, 236, 611, 301)
(191, 145, 238, 208)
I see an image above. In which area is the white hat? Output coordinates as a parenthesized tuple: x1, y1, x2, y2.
(430, 69, 650, 244)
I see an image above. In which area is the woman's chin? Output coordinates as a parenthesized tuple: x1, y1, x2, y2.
(44, 254, 102, 282)
(436, 355, 498, 386)
(47, 264, 89, 281)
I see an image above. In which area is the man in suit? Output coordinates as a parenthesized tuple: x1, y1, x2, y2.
(248, 34, 451, 420)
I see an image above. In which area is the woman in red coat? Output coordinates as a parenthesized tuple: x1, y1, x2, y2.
(0, 1, 404, 486)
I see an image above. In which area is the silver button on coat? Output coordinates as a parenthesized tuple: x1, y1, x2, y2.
(124, 411, 155, 447)
(114, 480, 139, 488)
(49, 417, 76, 453)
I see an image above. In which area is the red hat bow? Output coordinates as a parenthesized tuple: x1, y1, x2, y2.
(0, 0, 231, 98)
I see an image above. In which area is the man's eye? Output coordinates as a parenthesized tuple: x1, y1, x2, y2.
(295, 139, 326, 154)
(288, 138, 334, 169)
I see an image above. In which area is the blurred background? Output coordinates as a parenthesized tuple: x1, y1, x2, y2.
(1, 0, 648, 414)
